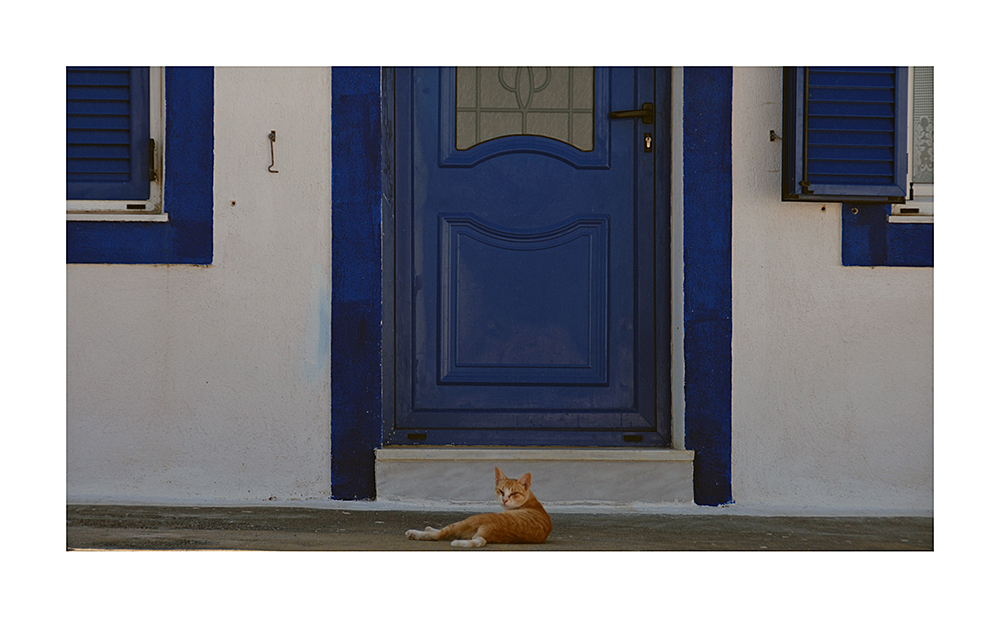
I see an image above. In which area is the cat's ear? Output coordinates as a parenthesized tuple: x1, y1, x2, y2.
(495, 467, 506, 483)
(518, 472, 531, 489)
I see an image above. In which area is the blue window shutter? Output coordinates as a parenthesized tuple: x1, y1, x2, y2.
(782, 66, 908, 203)
(67, 66, 150, 200)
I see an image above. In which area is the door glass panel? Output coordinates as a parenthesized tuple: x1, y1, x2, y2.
(455, 67, 594, 151)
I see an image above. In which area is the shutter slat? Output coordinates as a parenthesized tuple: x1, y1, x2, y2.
(807, 88, 895, 103)
(808, 146, 895, 162)
(808, 68, 895, 89)
(808, 102, 896, 117)
(67, 100, 131, 116)
(67, 144, 131, 159)
(67, 130, 130, 145)
(812, 66, 895, 73)
(809, 161, 895, 175)
(66, 115, 130, 130)
(67, 86, 131, 101)
(68, 159, 132, 174)
(808, 131, 895, 147)
(66, 69, 130, 87)
(807, 116, 896, 132)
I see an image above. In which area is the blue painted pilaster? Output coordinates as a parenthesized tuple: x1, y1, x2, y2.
(683, 67, 734, 506)
(330, 67, 382, 500)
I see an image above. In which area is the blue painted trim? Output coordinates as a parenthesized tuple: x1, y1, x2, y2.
(330, 67, 383, 500)
(842, 204, 933, 267)
(66, 68, 214, 265)
(683, 67, 734, 506)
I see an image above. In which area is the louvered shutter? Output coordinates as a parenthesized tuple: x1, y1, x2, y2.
(67, 67, 150, 200)
(782, 66, 908, 203)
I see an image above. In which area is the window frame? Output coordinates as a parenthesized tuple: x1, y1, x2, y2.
(780, 66, 932, 267)
(67, 67, 166, 219)
(889, 66, 934, 223)
(66, 67, 214, 265)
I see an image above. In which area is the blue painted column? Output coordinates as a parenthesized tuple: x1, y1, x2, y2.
(330, 68, 382, 500)
(683, 67, 733, 506)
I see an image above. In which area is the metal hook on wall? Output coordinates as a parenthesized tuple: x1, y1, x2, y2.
(268, 131, 279, 173)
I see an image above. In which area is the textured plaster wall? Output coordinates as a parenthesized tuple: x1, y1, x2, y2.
(66, 66, 933, 510)
(730, 67, 933, 511)
(67, 68, 333, 502)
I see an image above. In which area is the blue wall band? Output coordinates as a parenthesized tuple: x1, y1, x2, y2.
(329, 67, 383, 500)
(842, 204, 934, 267)
(682, 67, 734, 506)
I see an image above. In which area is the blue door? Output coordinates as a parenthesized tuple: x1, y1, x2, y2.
(387, 67, 670, 447)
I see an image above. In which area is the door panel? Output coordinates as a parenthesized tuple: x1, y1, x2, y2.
(388, 67, 667, 447)
(439, 214, 609, 386)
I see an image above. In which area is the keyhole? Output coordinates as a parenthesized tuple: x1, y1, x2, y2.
(644, 133, 652, 153)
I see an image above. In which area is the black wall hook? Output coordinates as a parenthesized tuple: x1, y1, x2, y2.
(268, 131, 279, 173)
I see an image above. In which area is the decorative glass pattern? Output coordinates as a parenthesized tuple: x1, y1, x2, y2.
(455, 67, 594, 151)
(911, 66, 933, 184)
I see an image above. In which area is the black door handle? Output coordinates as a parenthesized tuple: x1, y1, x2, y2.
(609, 102, 654, 124)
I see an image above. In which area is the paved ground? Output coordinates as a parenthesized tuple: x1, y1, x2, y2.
(66, 504, 932, 551)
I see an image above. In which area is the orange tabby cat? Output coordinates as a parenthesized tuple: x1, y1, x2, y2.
(405, 467, 552, 548)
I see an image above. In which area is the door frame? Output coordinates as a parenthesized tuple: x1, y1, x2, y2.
(380, 67, 673, 448)
(330, 66, 733, 506)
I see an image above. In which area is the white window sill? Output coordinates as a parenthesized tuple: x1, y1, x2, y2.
(67, 213, 169, 222)
(890, 191, 932, 224)
(888, 214, 933, 224)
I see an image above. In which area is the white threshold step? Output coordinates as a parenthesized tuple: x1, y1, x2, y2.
(375, 447, 695, 506)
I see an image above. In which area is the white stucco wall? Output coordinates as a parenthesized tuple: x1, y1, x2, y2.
(730, 67, 933, 512)
(67, 68, 333, 502)
(66, 66, 932, 512)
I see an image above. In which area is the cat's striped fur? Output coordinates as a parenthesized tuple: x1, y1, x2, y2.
(405, 468, 552, 548)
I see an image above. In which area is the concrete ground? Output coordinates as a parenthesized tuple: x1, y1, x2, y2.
(66, 504, 932, 551)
